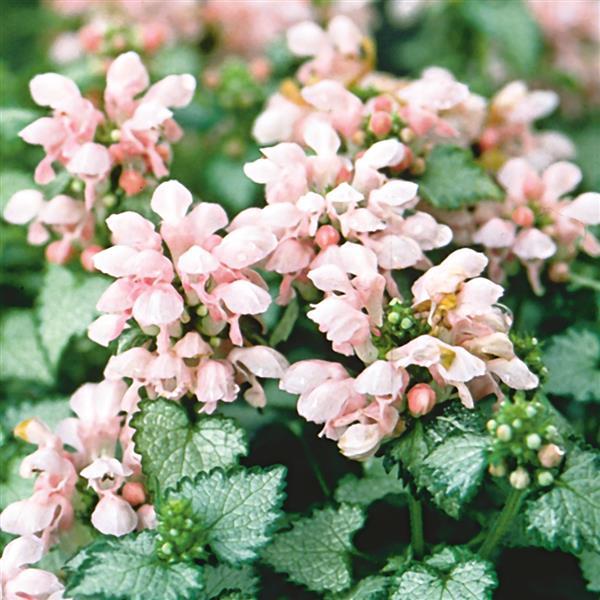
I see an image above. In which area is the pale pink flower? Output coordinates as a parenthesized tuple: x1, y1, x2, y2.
(0, 536, 65, 600)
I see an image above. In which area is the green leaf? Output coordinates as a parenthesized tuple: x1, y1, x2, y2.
(269, 296, 299, 347)
(65, 531, 204, 600)
(0, 108, 41, 140)
(169, 466, 286, 564)
(0, 310, 53, 384)
(418, 145, 502, 210)
(543, 327, 600, 402)
(203, 564, 259, 599)
(333, 575, 393, 600)
(391, 546, 497, 600)
(0, 170, 34, 212)
(132, 398, 247, 493)
(202, 155, 258, 213)
(263, 504, 365, 594)
(2, 396, 72, 430)
(37, 265, 109, 370)
(0, 456, 33, 510)
(335, 458, 405, 507)
(580, 550, 600, 593)
(386, 404, 488, 518)
(461, 0, 542, 75)
(421, 433, 488, 518)
(525, 448, 600, 554)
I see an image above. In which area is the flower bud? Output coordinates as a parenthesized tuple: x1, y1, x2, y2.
(486, 419, 497, 433)
(511, 206, 535, 228)
(526, 433, 542, 450)
(512, 419, 522, 429)
(387, 312, 400, 324)
(509, 467, 530, 490)
(537, 471, 554, 487)
(369, 111, 393, 137)
(548, 262, 570, 283)
(46, 240, 74, 265)
(122, 482, 146, 507)
(315, 225, 340, 250)
(523, 173, 544, 200)
(119, 170, 146, 196)
(496, 424, 512, 442)
(81, 245, 103, 272)
(407, 383, 436, 417)
(488, 462, 506, 477)
(537, 443, 564, 468)
(480, 128, 499, 151)
(373, 95, 393, 112)
(525, 404, 537, 418)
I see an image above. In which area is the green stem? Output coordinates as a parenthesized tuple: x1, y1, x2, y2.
(568, 272, 600, 292)
(479, 488, 526, 560)
(408, 491, 425, 560)
(290, 423, 331, 497)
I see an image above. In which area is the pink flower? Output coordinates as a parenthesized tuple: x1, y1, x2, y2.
(1, 536, 65, 600)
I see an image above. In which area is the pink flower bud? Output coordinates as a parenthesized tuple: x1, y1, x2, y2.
(373, 96, 393, 113)
(336, 165, 352, 185)
(141, 23, 168, 53)
(79, 24, 103, 53)
(524, 172, 544, 200)
(480, 128, 500, 151)
(511, 206, 535, 228)
(548, 262, 569, 283)
(46, 240, 74, 265)
(390, 146, 414, 173)
(81, 245, 103, 272)
(119, 170, 146, 196)
(370, 111, 393, 137)
(315, 225, 340, 250)
(407, 383, 436, 417)
(122, 482, 146, 507)
(249, 58, 271, 82)
(538, 443, 564, 468)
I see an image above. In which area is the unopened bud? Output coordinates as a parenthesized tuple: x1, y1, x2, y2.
(369, 111, 393, 137)
(525, 405, 537, 418)
(400, 127, 415, 144)
(103, 193, 117, 208)
(537, 471, 554, 487)
(373, 95, 393, 112)
(526, 433, 542, 450)
(387, 312, 400, 324)
(315, 225, 340, 250)
(537, 444, 564, 468)
(407, 383, 436, 417)
(509, 467, 530, 490)
(81, 245, 103, 272)
(545, 425, 559, 439)
(119, 170, 146, 196)
(511, 419, 522, 429)
(110, 129, 121, 142)
(496, 424, 512, 442)
(548, 261, 570, 283)
(122, 482, 146, 507)
(486, 419, 497, 433)
(46, 240, 74, 265)
(196, 305, 208, 317)
(511, 206, 535, 228)
(488, 462, 506, 477)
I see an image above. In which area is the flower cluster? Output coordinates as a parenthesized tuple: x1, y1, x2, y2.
(487, 392, 565, 489)
(281, 248, 539, 460)
(91, 180, 288, 414)
(4, 51, 195, 265)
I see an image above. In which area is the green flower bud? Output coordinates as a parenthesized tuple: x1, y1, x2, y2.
(545, 425, 559, 439)
(400, 317, 413, 330)
(537, 471, 554, 487)
(526, 433, 542, 450)
(512, 418, 522, 429)
(488, 463, 506, 477)
(509, 467, 530, 490)
(525, 405, 537, 418)
(196, 305, 208, 317)
(496, 424, 512, 442)
(486, 419, 497, 433)
(387, 312, 400, 324)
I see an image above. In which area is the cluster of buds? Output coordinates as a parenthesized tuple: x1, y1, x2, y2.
(155, 498, 207, 564)
(3, 51, 195, 266)
(487, 393, 565, 489)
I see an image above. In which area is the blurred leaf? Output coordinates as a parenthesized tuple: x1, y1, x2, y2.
(0, 170, 34, 212)
(580, 550, 600, 593)
(543, 327, 600, 402)
(0, 310, 53, 384)
(418, 146, 502, 210)
(0, 108, 41, 140)
(461, 0, 542, 75)
(37, 265, 109, 370)
(203, 564, 259, 599)
(203, 154, 259, 213)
